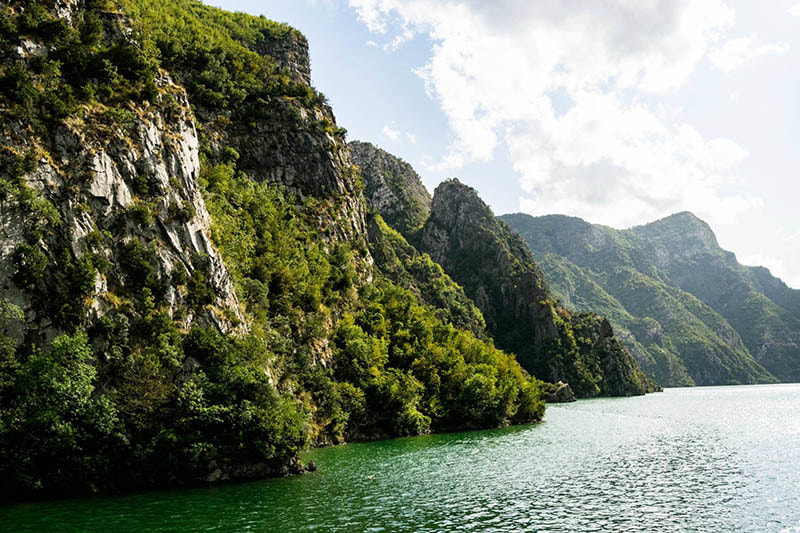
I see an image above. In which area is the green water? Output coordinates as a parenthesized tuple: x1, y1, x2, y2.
(3, 384, 800, 531)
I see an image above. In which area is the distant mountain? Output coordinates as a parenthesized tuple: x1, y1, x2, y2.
(502, 212, 800, 386)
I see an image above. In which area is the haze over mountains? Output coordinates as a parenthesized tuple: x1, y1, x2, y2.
(503, 212, 800, 387)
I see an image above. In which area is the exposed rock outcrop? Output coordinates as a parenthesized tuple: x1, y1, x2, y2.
(350, 140, 431, 236)
(254, 27, 312, 86)
(205, 102, 369, 247)
(0, 68, 242, 350)
(540, 381, 576, 403)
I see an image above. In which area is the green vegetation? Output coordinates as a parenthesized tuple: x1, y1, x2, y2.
(200, 160, 543, 443)
(117, 0, 320, 112)
(535, 253, 695, 386)
(0, 324, 310, 496)
(501, 212, 788, 386)
(0, 1, 158, 132)
(0, 0, 545, 499)
(417, 180, 656, 398)
(367, 213, 487, 337)
(333, 282, 543, 437)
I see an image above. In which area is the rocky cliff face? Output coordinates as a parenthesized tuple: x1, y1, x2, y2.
(0, 0, 361, 495)
(420, 180, 551, 335)
(366, 213, 487, 338)
(419, 180, 657, 397)
(0, 16, 241, 352)
(502, 211, 791, 386)
(254, 29, 311, 86)
(203, 102, 368, 246)
(117, 0, 369, 249)
(349, 140, 431, 236)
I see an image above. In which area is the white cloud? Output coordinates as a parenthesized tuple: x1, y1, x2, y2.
(366, 40, 378, 47)
(383, 122, 418, 144)
(349, 0, 771, 228)
(708, 35, 789, 72)
(740, 254, 800, 289)
(783, 230, 800, 242)
(788, 4, 800, 16)
(382, 122, 401, 141)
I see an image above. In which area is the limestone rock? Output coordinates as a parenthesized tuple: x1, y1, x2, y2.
(541, 381, 576, 403)
(0, 73, 244, 346)
(350, 140, 432, 236)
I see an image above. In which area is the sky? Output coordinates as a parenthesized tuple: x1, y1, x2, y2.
(215, 0, 800, 288)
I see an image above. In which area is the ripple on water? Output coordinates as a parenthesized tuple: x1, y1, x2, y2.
(3, 384, 800, 531)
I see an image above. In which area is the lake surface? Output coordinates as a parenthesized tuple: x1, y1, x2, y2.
(3, 384, 800, 532)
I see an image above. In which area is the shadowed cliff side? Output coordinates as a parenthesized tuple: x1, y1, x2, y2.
(417, 180, 657, 398)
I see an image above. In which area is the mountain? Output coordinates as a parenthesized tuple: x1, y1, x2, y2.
(502, 212, 799, 386)
(0, 0, 545, 498)
(416, 180, 657, 398)
(366, 213, 487, 338)
(350, 142, 657, 398)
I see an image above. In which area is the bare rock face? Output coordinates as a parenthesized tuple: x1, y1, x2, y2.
(0, 65, 243, 346)
(254, 29, 312, 86)
(540, 381, 576, 403)
(212, 101, 369, 246)
(419, 179, 553, 340)
(349, 140, 431, 236)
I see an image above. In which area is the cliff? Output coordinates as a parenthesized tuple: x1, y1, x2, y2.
(418, 180, 657, 398)
(349, 141, 431, 236)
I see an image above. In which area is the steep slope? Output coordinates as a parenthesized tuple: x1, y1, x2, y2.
(533, 253, 696, 386)
(630, 213, 800, 381)
(502, 212, 790, 385)
(0, 0, 544, 499)
(366, 213, 487, 338)
(349, 140, 431, 236)
(418, 180, 657, 398)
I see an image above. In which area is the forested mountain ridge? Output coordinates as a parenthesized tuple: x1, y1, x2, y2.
(352, 142, 658, 398)
(502, 211, 799, 386)
(0, 0, 545, 498)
